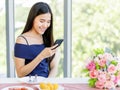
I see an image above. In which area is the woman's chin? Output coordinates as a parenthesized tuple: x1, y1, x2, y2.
(40, 32, 45, 35)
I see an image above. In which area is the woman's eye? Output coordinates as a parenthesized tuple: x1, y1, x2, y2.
(39, 20, 51, 24)
(40, 20, 44, 23)
(47, 21, 50, 24)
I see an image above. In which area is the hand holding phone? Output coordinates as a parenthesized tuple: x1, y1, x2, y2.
(52, 39, 63, 50)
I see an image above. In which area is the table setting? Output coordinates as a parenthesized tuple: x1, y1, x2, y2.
(0, 77, 89, 90)
(0, 76, 64, 90)
(1, 77, 120, 90)
(2, 48, 120, 90)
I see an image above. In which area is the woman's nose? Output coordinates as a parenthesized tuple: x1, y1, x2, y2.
(43, 22, 49, 28)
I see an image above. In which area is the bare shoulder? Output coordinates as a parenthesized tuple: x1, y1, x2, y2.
(15, 35, 27, 45)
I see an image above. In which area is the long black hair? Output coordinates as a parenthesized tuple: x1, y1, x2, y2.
(22, 2, 54, 47)
(21, 2, 54, 69)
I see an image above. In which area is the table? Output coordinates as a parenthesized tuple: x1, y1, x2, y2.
(0, 78, 120, 90)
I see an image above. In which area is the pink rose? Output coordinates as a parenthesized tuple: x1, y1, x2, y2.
(113, 77, 118, 86)
(98, 73, 106, 82)
(98, 58, 106, 67)
(104, 80, 114, 89)
(103, 53, 113, 60)
(89, 70, 98, 78)
(95, 80, 104, 89)
(86, 61, 96, 71)
(110, 75, 115, 81)
(107, 64, 116, 74)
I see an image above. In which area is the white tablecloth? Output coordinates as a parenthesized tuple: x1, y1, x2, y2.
(0, 77, 89, 84)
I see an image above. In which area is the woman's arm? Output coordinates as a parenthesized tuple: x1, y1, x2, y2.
(14, 37, 44, 77)
(14, 55, 43, 77)
(48, 50, 60, 77)
(14, 37, 57, 77)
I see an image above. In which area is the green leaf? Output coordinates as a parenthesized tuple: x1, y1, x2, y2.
(82, 68, 89, 73)
(93, 48, 104, 56)
(95, 62, 100, 70)
(81, 69, 89, 77)
(111, 60, 118, 65)
(88, 78, 97, 87)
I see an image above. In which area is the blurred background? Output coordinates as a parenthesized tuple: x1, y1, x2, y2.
(1, 0, 120, 78)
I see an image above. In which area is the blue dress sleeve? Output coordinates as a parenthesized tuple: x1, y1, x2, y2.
(14, 43, 34, 59)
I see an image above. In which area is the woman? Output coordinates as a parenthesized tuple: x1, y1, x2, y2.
(14, 2, 60, 78)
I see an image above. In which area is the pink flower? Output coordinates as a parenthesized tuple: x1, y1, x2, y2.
(95, 80, 104, 89)
(107, 64, 116, 74)
(103, 53, 113, 61)
(110, 75, 115, 81)
(98, 58, 106, 67)
(85, 48, 120, 89)
(104, 80, 114, 89)
(86, 61, 96, 71)
(98, 72, 106, 82)
(113, 77, 118, 86)
(89, 70, 98, 78)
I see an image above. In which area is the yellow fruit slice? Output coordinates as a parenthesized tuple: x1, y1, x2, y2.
(53, 83, 59, 90)
(40, 82, 49, 89)
(40, 82, 59, 90)
(47, 82, 54, 90)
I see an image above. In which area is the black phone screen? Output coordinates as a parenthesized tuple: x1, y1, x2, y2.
(52, 39, 63, 49)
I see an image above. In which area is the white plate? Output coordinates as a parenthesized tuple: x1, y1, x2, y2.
(58, 86, 64, 90)
(19, 76, 46, 84)
(1, 86, 34, 90)
(36, 85, 64, 90)
(54, 85, 64, 90)
(1, 85, 64, 90)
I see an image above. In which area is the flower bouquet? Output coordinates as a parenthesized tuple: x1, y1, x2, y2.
(83, 48, 120, 89)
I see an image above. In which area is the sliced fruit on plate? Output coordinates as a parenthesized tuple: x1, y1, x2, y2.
(9, 87, 28, 90)
(39, 82, 59, 90)
(1, 85, 39, 90)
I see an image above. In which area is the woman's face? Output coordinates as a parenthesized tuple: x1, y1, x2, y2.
(33, 13, 51, 35)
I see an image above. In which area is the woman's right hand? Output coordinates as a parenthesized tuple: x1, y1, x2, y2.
(39, 44, 58, 59)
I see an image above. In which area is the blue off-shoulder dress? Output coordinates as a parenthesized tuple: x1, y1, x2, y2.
(14, 43, 49, 78)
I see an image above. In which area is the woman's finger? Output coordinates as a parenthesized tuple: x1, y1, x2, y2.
(51, 44, 58, 50)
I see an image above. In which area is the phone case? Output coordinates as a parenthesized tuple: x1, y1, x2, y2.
(52, 39, 63, 50)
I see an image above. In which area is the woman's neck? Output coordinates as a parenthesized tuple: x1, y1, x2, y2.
(28, 29, 42, 39)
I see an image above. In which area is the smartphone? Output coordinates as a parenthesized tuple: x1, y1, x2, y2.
(52, 39, 63, 50)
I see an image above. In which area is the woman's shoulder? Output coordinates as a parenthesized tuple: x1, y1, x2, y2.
(16, 35, 28, 45)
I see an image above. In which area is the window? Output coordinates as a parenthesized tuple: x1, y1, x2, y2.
(0, 0, 6, 77)
(15, 0, 64, 77)
(72, 0, 120, 77)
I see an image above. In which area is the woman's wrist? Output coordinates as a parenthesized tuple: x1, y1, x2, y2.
(38, 54, 44, 61)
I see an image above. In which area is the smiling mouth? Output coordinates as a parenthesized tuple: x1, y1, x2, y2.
(39, 27, 46, 32)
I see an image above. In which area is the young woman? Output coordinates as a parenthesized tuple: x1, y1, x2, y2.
(14, 2, 60, 78)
